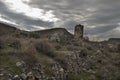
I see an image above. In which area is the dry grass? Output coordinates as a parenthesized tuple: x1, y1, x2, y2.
(32, 39, 55, 57)
(0, 35, 56, 67)
(0, 36, 21, 49)
(118, 44, 120, 52)
(19, 39, 38, 66)
(0, 38, 3, 49)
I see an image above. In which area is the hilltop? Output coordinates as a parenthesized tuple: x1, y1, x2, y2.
(0, 22, 120, 80)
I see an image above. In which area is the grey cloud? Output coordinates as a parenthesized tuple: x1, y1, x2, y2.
(85, 7, 120, 25)
(85, 24, 119, 35)
(63, 20, 79, 30)
(96, 26, 120, 39)
(0, 1, 54, 30)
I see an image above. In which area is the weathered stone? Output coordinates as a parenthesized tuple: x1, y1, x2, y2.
(12, 75, 20, 80)
(16, 61, 25, 67)
(74, 24, 84, 39)
(20, 73, 27, 80)
(0, 73, 4, 76)
(50, 33, 60, 42)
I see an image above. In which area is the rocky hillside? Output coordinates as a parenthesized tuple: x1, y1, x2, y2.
(0, 23, 120, 80)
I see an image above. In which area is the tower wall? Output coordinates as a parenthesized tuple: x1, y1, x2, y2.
(74, 24, 84, 39)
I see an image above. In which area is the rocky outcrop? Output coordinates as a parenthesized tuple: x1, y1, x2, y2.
(35, 28, 73, 42)
(108, 38, 120, 44)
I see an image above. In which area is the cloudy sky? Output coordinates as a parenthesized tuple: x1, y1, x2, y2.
(0, 0, 120, 40)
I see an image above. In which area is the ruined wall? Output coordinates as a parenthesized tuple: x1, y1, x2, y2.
(74, 24, 84, 39)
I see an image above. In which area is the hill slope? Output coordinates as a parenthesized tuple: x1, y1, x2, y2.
(0, 22, 120, 80)
(0, 22, 19, 36)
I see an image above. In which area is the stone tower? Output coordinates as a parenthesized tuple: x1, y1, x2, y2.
(74, 24, 84, 39)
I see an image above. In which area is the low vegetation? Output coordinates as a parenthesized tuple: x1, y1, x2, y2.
(33, 39, 55, 57)
(0, 23, 120, 80)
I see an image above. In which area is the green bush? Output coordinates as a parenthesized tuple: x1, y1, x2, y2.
(19, 31, 29, 37)
(29, 32, 39, 38)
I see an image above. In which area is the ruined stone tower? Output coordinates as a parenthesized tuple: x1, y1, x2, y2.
(74, 24, 84, 39)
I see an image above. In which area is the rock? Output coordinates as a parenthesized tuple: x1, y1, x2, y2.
(59, 68, 64, 72)
(20, 73, 27, 80)
(14, 75, 19, 78)
(27, 72, 33, 77)
(0, 73, 4, 76)
(16, 61, 25, 67)
(16, 61, 27, 72)
(26, 72, 37, 80)
(13, 75, 20, 80)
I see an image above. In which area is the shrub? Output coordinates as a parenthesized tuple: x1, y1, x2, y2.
(54, 44, 61, 50)
(79, 48, 88, 58)
(33, 39, 55, 57)
(0, 38, 3, 49)
(8, 39, 21, 49)
(0, 36, 21, 49)
(21, 51, 38, 67)
(15, 31, 30, 38)
(29, 32, 39, 38)
(67, 72, 92, 80)
(20, 31, 29, 37)
(118, 44, 120, 52)
(107, 44, 119, 52)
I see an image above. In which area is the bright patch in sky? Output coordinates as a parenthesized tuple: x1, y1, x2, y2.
(118, 23, 120, 26)
(117, 23, 120, 31)
(32, 26, 46, 30)
(88, 26, 96, 28)
(22, 0, 30, 2)
(2, 0, 59, 22)
(115, 26, 120, 31)
(86, 8, 96, 12)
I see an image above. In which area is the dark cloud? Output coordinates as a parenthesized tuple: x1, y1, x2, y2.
(0, 0, 120, 40)
(62, 20, 80, 32)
